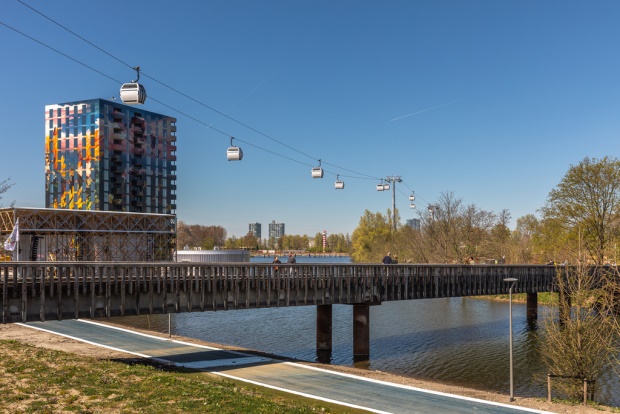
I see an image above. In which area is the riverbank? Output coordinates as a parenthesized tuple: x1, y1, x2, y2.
(0, 323, 617, 413)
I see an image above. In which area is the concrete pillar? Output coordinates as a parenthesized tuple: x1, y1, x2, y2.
(316, 304, 332, 359)
(526, 292, 538, 320)
(353, 303, 370, 361)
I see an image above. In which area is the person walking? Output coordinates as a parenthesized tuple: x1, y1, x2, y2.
(287, 253, 296, 276)
(272, 256, 281, 274)
(382, 252, 393, 264)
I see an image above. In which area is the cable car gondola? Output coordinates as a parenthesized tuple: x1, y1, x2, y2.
(120, 66, 147, 105)
(376, 181, 385, 191)
(312, 160, 324, 178)
(410, 203, 416, 209)
(383, 183, 390, 191)
(335, 175, 344, 189)
(226, 137, 243, 161)
(409, 194, 415, 201)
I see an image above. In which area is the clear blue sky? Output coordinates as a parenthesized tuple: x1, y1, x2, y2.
(1, 1, 619, 238)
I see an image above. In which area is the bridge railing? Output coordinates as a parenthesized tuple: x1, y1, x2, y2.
(1, 262, 557, 323)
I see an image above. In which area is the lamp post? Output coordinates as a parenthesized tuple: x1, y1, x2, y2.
(503, 277, 518, 402)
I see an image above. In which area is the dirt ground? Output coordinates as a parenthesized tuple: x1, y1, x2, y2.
(0, 322, 615, 414)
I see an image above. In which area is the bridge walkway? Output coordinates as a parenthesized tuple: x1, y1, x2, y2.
(23, 319, 552, 414)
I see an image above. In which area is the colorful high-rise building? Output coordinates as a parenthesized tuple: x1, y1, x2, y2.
(45, 98, 177, 214)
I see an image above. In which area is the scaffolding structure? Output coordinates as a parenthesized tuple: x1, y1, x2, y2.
(0, 208, 175, 262)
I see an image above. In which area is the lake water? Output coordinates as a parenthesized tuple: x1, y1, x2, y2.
(110, 256, 619, 406)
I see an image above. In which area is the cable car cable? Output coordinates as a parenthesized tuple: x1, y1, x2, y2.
(0, 14, 396, 187)
(14, 0, 386, 182)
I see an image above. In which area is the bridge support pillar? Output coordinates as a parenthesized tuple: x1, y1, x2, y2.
(316, 304, 332, 363)
(526, 292, 538, 321)
(353, 303, 370, 361)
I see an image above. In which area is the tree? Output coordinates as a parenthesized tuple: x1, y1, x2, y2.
(460, 203, 496, 261)
(351, 210, 392, 262)
(540, 265, 620, 402)
(176, 221, 227, 250)
(0, 178, 14, 208)
(542, 157, 620, 264)
(489, 209, 511, 259)
(513, 214, 539, 263)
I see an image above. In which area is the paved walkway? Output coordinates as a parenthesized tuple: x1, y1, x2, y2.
(23, 320, 553, 414)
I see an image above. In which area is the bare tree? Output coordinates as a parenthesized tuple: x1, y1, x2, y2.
(540, 264, 620, 402)
(0, 178, 14, 208)
(176, 221, 227, 250)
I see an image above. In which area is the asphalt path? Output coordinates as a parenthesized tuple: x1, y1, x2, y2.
(22, 320, 554, 414)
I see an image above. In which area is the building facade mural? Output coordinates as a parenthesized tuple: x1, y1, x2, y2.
(45, 98, 177, 214)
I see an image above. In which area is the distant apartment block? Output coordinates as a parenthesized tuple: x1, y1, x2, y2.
(406, 218, 421, 230)
(268, 220, 285, 239)
(45, 98, 177, 214)
(249, 222, 261, 239)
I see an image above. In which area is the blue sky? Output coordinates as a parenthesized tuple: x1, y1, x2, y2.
(1, 1, 619, 238)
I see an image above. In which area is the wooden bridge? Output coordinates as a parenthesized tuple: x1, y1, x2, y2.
(1, 262, 557, 359)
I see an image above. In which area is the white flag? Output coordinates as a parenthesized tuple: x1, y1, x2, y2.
(3, 218, 19, 252)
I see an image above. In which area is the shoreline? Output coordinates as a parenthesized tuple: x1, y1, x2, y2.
(0, 322, 615, 413)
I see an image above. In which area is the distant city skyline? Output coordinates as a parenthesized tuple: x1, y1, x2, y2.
(2, 1, 619, 238)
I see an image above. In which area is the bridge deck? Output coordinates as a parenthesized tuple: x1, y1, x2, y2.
(2, 263, 557, 323)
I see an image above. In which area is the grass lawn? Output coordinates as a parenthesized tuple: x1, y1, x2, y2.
(0, 339, 366, 414)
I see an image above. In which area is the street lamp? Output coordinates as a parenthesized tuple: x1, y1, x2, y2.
(503, 277, 518, 402)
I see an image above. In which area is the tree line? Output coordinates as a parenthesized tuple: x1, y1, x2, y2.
(176, 220, 352, 253)
(353, 157, 620, 265)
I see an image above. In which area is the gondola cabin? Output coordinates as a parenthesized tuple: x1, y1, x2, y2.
(120, 83, 147, 104)
(409, 195, 415, 201)
(311, 167, 324, 178)
(410, 203, 416, 209)
(376, 183, 385, 191)
(335, 180, 345, 189)
(383, 183, 390, 191)
(226, 146, 243, 161)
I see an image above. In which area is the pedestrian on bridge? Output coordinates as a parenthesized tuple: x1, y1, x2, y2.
(273, 256, 281, 274)
(382, 252, 392, 264)
(287, 253, 296, 264)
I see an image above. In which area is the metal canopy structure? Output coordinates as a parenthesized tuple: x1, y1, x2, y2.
(0, 208, 175, 262)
